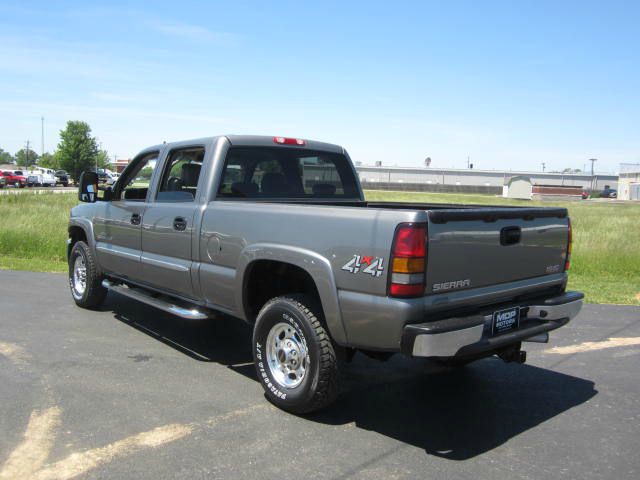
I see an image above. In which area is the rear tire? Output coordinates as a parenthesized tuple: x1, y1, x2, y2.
(68, 241, 107, 308)
(253, 295, 338, 414)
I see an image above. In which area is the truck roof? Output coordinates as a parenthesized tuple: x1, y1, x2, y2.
(141, 135, 345, 156)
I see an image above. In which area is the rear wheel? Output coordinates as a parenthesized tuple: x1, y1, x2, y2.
(68, 241, 107, 308)
(253, 295, 338, 414)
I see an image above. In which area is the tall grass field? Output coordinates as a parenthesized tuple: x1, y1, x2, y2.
(1, 190, 638, 305)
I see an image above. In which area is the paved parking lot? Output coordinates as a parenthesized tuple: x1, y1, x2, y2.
(1, 270, 639, 479)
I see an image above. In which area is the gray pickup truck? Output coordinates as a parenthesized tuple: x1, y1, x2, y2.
(68, 135, 583, 413)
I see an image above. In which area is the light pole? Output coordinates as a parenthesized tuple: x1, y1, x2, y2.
(541, 162, 546, 172)
(41, 117, 44, 156)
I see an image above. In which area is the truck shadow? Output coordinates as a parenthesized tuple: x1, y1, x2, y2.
(311, 355, 597, 460)
(106, 293, 597, 460)
(106, 293, 255, 367)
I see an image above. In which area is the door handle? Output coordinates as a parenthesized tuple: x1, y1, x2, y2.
(130, 213, 141, 225)
(173, 217, 187, 231)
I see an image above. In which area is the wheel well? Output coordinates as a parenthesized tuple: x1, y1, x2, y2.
(243, 260, 322, 323)
(67, 226, 87, 259)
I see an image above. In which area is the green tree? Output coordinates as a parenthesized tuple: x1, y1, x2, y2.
(0, 148, 15, 164)
(15, 148, 39, 168)
(56, 121, 99, 181)
(97, 149, 111, 169)
(39, 152, 59, 169)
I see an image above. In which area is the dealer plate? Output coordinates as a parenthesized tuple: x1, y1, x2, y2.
(492, 307, 520, 336)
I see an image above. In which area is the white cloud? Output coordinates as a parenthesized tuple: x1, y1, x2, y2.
(149, 20, 236, 43)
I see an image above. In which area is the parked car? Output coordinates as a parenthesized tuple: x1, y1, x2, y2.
(55, 170, 71, 187)
(599, 188, 617, 198)
(1, 170, 26, 188)
(581, 190, 590, 199)
(94, 169, 110, 184)
(106, 172, 120, 185)
(0, 176, 6, 188)
(27, 167, 57, 187)
(68, 135, 583, 413)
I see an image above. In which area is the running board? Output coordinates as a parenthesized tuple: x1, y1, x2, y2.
(102, 279, 209, 320)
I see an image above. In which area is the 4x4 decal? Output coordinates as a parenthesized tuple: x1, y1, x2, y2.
(341, 255, 384, 277)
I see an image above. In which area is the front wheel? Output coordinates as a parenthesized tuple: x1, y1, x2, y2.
(68, 241, 107, 308)
(253, 295, 338, 414)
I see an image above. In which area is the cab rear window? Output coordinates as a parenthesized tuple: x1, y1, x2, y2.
(217, 147, 360, 199)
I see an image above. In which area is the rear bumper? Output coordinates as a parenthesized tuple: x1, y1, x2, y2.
(401, 291, 583, 358)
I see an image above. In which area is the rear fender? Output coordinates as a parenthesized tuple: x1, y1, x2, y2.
(236, 243, 347, 345)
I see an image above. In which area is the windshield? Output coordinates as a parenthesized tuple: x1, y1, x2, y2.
(217, 147, 360, 200)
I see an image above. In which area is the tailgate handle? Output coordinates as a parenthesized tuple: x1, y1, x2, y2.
(500, 226, 521, 245)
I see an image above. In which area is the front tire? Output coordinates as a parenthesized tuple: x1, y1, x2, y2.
(68, 241, 107, 308)
(253, 295, 338, 414)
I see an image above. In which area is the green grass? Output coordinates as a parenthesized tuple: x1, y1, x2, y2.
(1, 190, 638, 305)
(0, 193, 78, 273)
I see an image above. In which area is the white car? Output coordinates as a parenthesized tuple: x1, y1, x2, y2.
(27, 167, 57, 187)
(106, 172, 120, 185)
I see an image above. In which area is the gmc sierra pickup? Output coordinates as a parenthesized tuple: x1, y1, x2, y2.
(68, 135, 583, 413)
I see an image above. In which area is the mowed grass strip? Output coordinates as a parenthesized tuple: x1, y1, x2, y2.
(0, 190, 638, 305)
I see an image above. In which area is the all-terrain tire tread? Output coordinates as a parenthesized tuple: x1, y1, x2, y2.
(260, 294, 338, 414)
(70, 241, 107, 309)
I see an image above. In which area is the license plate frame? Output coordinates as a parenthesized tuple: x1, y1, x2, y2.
(492, 306, 520, 336)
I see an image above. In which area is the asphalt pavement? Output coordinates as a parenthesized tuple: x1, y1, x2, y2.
(0, 270, 639, 479)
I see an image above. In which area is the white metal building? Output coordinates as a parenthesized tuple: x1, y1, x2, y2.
(503, 176, 533, 199)
(356, 166, 617, 190)
(618, 164, 640, 201)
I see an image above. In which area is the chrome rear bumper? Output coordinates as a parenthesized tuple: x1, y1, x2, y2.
(403, 291, 583, 358)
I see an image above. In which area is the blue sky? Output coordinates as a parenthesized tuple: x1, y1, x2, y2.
(1, 0, 638, 173)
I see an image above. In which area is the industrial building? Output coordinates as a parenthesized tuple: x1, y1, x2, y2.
(355, 165, 617, 194)
(618, 164, 640, 201)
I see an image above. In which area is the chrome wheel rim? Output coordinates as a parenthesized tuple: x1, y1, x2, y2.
(266, 322, 309, 389)
(72, 254, 87, 298)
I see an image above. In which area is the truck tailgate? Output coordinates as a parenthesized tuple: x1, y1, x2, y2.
(425, 208, 569, 294)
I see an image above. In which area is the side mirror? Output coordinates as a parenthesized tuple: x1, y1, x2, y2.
(78, 172, 98, 203)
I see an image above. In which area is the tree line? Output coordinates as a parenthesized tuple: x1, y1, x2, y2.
(0, 121, 112, 181)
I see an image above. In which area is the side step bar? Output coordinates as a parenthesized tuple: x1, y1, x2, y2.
(102, 279, 209, 320)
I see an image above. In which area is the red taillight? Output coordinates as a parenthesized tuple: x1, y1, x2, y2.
(389, 223, 427, 298)
(390, 283, 425, 297)
(564, 218, 572, 271)
(394, 225, 426, 257)
(273, 136, 306, 146)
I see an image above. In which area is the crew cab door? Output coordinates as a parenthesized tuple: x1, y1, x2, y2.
(93, 151, 159, 280)
(139, 146, 205, 299)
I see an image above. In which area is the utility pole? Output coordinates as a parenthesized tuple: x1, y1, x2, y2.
(589, 158, 597, 191)
(41, 117, 44, 156)
(467, 155, 470, 169)
(25, 140, 30, 168)
(96, 141, 101, 172)
(542, 162, 546, 172)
